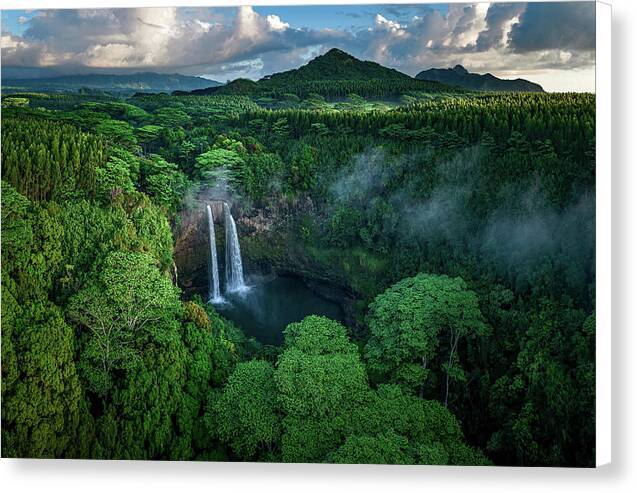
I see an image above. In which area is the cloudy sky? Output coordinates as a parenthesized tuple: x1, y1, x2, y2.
(1, 2, 596, 91)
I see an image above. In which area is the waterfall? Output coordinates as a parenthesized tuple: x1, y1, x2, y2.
(206, 204, 222, 303)
(223, 202, 247, 293)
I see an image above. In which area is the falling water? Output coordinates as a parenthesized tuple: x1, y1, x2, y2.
(206, 204, 222, 303)
(224, 202, 247, 293)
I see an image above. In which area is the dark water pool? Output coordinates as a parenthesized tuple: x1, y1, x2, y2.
(214, 276, 344, 346)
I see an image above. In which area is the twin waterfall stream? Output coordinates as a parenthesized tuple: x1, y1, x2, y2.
(206, 202, 247, 304)
(204, 201, 344, 345)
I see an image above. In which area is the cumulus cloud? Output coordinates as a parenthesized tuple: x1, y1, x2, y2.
(476, 2, 526, 51)
(1, 33, 55, 66)
(509, 2, 595, 53)
(1, 3, 596, 89)
(2, 6, 343, 74)
(345, 1, 595, 77)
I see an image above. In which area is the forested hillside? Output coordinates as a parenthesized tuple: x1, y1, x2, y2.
(179, 49, 458, 100)
(1, 49, 595, 466)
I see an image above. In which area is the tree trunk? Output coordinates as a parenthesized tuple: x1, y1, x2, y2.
(444, 329, 460, 407)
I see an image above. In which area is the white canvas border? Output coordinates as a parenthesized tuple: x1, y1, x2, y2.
(595, 0, 611, 468)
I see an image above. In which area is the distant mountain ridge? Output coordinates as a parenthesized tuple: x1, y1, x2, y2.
(2, 72, 221, 95)
(415, 65, 544, 92)
(177, 78, 258, 96)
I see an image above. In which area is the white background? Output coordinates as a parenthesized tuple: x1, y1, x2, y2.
(1, 0, 635, 491)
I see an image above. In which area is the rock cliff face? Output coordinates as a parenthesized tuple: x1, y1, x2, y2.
(172, 197, 359, 324)
(173, 207, 208, 295)
(173, 201, 225, 296)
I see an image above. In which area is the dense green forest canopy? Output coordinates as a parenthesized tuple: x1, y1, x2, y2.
(1, 61, 595, 467)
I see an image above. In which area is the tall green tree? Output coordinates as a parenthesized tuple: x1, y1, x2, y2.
(1, 289, 93, 458)
(275, 316, 369, 462)
(365, 274, 489, 405)
(195, 148, 243, 181)
(207, 360, 281, 460)
(67, 251, 181, 395)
